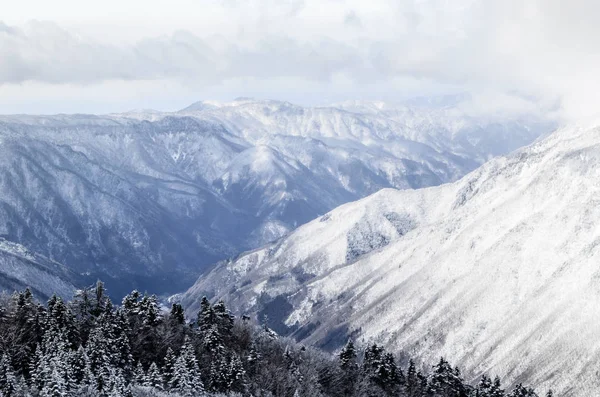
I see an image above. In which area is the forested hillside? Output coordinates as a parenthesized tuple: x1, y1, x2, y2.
(0, 282, 548, 397)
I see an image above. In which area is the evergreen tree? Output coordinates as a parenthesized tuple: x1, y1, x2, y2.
(0, 285, 544, 397)
(144, 362, 164, 390)
(361, 344, 403, 395)
(86, 323, 113, 393)
(405, 359, 420, 397)
(226, 354, 247, 393)
(170, 303, 185, 325)
(213, 300, 235, 339)
(90, 281, 111, 317)
(490, 376, 505, 397)
(107, 367, 131, 397)
(169, 336, 203, 396)
(428, 357, 467, 397)
(134, 362, 146, 385)
(9, 288, 44, 377)
(508, 384, 538, 397)
(39, 366, 67, 397)
(32, 325, 75, 396)
(162, 347, 177, 388)
(339, 340, 358, 396)
(197, 297, 215, 334)
(246, 342, 261, 377)
(0, 354, 23, 397)
(340, 340, 358, 372)
(46, 295, 79, 349)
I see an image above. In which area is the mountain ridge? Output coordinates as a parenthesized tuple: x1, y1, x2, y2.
(0, 98, 552, 297)
(180, 124, 600, 396)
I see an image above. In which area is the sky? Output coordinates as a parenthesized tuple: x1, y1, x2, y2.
(0, 0, 598, 120)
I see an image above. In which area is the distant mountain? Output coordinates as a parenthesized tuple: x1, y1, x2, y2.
(0, 98, 552, 297)
(0, 238, 74, 299)
(181, 124, 600, 396)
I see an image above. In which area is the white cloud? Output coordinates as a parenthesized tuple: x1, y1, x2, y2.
(1, 0, 600, 120)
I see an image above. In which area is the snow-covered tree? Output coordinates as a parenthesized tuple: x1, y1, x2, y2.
(0, 354, 24, 397)
(144, 362, 163, 391)
(162, 347, 176, 389)
(134, 362, 146, 385)
(168, 336, 203, 396)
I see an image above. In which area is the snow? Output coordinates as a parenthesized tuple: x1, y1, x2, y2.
(0, 98, 552, 297)
(0, 237, 74, 299)
(182, 124, 600, 397)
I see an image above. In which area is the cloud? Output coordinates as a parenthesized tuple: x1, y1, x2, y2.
(2, 0, 600, 120)
(344, 11, 363, 28)
(0, 21, 367, 86)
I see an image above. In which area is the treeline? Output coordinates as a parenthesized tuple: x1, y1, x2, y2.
(0, 282, 550, 397)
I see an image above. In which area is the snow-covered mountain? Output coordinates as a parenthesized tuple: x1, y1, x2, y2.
(0, 98, 551, 296)
(181, 124, 600, 396)
(0, 238, 75, 299)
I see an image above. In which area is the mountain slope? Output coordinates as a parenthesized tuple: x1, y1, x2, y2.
(0, 238, 75, 299)
(181, 124, 600, 396)
(0, 98, 552, 296)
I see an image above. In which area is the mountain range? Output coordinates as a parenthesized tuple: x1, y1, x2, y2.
(180, 123, 600, 396)
(0, 98, 552, 297)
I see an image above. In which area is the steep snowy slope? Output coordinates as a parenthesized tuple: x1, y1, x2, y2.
(0, 98, 551, 296)
(181, 125, 600, 396)
(0, 238, 75, 299)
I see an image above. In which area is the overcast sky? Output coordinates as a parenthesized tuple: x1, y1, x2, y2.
(1, 0, 599, 120)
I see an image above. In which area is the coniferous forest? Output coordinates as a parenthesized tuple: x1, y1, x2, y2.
(0, 282, 549, 397)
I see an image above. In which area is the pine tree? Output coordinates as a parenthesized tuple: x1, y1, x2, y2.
(213, 300, 234, 339)
(32, 325, 76, 396)
(360, 344, 403, 395)
(203, 323, 225, 356)
(46, 295, 79, 349)
(0, 354, 23, 397)
(86, 324, 113, 393)
(75, 347, 98, 395)
(144, 362, 164, 390)
(169, 336, 203, 396)
(111, 311, 133, 375)
(121, 290, 141, 315)
(428, 357, 467, 397)
(339, 340, 358, 396)
(197, 297, 215, 334)
(170, 303, 185, 325)
(508, 384, 538, 397)
(134, 362, 146, 385)
(226, 354, 247, 393)
(162, 347, 177, 388)
(340, 340, 358, 372)
(208, 354, 230, 393)
(9, 288, 44, 377)
(405, 359, 419, 397)
(138, 295, 161, 328)
(490, 376, 504, 397)
(417, 370, 428, 396)
(39, 366, 67, 397)
(107, 367, 131, 397)
(90, 281, 111, 317)
(246, 342, 261, 377)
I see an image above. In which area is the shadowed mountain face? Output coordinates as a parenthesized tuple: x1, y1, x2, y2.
(181, 124, 600, 397)
(0, 99, 552, 297)
(0, 238, 75, 300)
